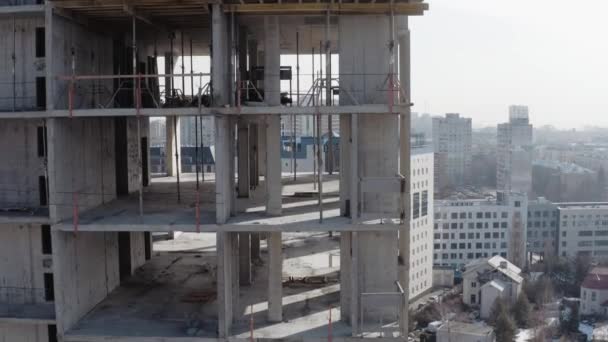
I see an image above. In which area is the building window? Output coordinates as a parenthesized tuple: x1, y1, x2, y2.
(471, 294, 476, 304)
(41, 225, 52, 255)
(413, 192, 420, 219)
(44, 273, 54, 301)
(592, 291, 597, 301)
(421, 191, 428, 217)
(471, 281, 477, 288)
(35, 27, 45, 58)
(48, 325, 57, 342)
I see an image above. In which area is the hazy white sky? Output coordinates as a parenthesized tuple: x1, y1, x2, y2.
(409, 0, 608, 129)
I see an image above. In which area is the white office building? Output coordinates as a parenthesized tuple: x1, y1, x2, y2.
(558, 203, 608, 260)
(433, 192, 528, 269)
(432, 113, 472, 196)
(409, 144, 435, 300)
(497, 106, 533, 196)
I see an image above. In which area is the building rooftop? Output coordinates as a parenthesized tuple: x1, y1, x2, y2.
(463, 255, 523, 284)
(533, 159, 594, 174)
(557, 202, 608, 210)
(437, 321, 494, 336)
(582, 268, 608, 290)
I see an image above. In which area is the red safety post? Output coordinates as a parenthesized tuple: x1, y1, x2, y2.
(68, 76, 75, 117)
(328, 305, 333, 342)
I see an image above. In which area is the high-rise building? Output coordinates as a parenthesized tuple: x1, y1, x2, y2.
(432, 113, 472, 196)
(410, 139, 434, 300)
(497, 106, 533, 195)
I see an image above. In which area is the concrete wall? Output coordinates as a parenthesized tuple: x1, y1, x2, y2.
(47, 117, 116, 222)
(358, 231, 399, 319)
(126, 117, 149, 194)
(52, 231, 119, 335)
(0, 224, 51, 303)
(0, 119, 46, 208)
(51, 14, 113, 110)
(0, 15, 45, 111)
(0, 323, 49, 342)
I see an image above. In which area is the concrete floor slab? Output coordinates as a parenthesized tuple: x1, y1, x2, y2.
(67, 249, 218, 339)
(52, 174, 400, 232)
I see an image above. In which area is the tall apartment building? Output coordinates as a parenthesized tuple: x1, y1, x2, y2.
(433, 192, 528, 270)
(432, 113, 472, 197)
(497, 106, 533, 196)
(0, 1, 429, 341)
(526, 197, 559, 261)
(409, 141, 434, 300)
(558, 203, 608, 260)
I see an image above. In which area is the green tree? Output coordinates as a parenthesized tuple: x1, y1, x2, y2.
(560, 303, 580, 334)
(495, 311, 517, 342)
(488, 297, 508, 326)
(512, 293, 531, 328)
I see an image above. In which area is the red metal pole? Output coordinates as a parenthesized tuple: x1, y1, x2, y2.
(328, 305, 332, 342)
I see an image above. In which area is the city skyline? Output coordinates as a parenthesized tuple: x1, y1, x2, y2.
(410, 0, 608, 129)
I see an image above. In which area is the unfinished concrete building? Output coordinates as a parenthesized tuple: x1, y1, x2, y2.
(0, 0, 428, 340)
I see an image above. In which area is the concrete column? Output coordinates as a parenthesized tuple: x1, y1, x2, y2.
(340, 15, 401, 329)
(229, 119, 237, 216)
(258, 119, 267, 177)
(339, 115, 351, 216)
(217, 232, 235, 337)
(212, 3, 232, 223)
(251, 232, 261, 260)
(397, 16, 411, 336)
(238, 232, 252, 285)
(249, 122, 259, 187)
(215, 117, 231, 223)
(165, 116, 181, 176)
(45, 4, 54, 111)
(237, 123, 250, 198)
(211, 3, 229, 106)
(265, 116, 282, 215)
(264, 16, 282, 216)
(268, 231, 282, 322)
(340, 231, 352, 322)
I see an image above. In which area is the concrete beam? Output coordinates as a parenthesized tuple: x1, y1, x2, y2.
(52, 218, 403, 233)
(267, 231, 283, 322)
(0, 105, 411, 119)
(0, 4, 44, 16)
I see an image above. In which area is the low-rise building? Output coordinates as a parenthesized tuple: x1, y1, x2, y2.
(557, 203, 608, 260)
(436, 321, 495, 342)
(462, 256, 523, 319)
(433, 192, 528, 270)
(580, 267, 608, 316)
